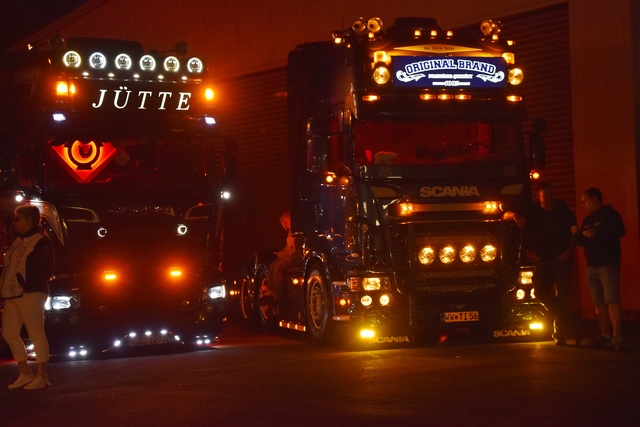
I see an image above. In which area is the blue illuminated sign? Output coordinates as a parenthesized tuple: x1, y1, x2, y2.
(393, 56, 507, 88)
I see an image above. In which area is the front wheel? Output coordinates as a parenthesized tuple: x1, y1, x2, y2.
(238, 267, 259, 329)
(306, 265, 334, 343)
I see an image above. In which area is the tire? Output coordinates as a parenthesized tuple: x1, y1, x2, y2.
(306, 264, 333, 343)
(238, 267, 259, 329)
(255, 266, 277, 330)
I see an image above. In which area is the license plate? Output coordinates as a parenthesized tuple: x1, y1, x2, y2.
(128, 334, 169, 346)
(443, 311, 479, 323)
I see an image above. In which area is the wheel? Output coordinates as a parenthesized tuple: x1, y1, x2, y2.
(238, 267, 259, 329)
(306, 264, 333, 343)
(255, 266, 277, 330)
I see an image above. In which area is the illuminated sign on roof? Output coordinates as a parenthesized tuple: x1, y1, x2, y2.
(393, 56, 506, 89)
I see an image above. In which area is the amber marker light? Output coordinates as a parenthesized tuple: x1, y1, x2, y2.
(205, 88, 215, 101)
(103, 271, 117, 281)
(398, 203, 414, 216)
(362, 94, 380, 101)
(56, 81, 70, 96)
(483, 201, 500, 214)
(169, 268, 183, 278)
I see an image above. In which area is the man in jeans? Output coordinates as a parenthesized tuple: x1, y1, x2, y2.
(574, 187, 626, 349)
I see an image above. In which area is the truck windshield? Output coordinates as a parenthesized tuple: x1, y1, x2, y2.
(353, 119, 516, 166)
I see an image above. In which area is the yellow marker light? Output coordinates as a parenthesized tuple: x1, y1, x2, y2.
(399, 203, 414, 215)
(205, 88, 215, 101)
(169, 268, 182, 278)
(373, 50, 389, 64)
(414, 30, 422, 37)
(530, 170, 540, 180)
(362, 94, 380, 102)
(339, 298, 348, 307)
(455, 94, 471, 100)
(507, 95, 523, 102)
(438, 94, 453, 100)
(420, 94, 436, 100)
(502, 52, 515, 65)
(430, 30, 438, 37)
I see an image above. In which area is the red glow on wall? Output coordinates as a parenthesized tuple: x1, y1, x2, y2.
(50, 140, 118, 182)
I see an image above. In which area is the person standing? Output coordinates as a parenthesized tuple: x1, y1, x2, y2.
(573, 187, 625, 349)
(1, 204, 54, 389)
(526, 182, 581, 345)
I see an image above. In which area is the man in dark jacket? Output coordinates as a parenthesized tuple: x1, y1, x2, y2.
(526, 182, 581, 345)
(574, 187, 625, 349)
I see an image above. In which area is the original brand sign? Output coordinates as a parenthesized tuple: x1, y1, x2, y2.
(393, 56, 506, 89)
(420, 185, 480, 198)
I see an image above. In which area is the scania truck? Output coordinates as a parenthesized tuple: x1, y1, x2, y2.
(0, 36, 228, 357)
(237, 17, 548, 345)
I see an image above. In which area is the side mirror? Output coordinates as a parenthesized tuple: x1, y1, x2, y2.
(529, 117, 547, 170)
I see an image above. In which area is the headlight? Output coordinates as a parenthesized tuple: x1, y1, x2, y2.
(45, 295, 73, 310)
(519, 270, 533, 285)
(348, 276, 391, 291)
(207, 285, 226, 300)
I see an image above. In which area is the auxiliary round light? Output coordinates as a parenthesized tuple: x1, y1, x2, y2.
(63, 51, 81, 68)
(361, 295, 373, 307)
(187, 57, 204, 73)
(418, 247, 435, 265)
(177, 224, 188, 235)
(481, 244, 497, 262)
(372, 66, 391, 85)
(516, 288, 526, 300)
(508, 68, 524, 85)
(439, 246, 456, 264)
(459, 245, 476, 263)
(379, 294, 390, 306)
(89, 52, 107, 69)
(115, 53, 132, 70)
(140, 55, 156, 71)
(530, 288, 536, 299)
(164, 56, 180, 72)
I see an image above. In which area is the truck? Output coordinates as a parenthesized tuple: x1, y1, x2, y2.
(0, 36, 228, 358)
(237, 17, 548, 344)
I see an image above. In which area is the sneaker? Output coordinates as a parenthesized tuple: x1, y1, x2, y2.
(8, 372, 36, 390)
(24, 375, 51, 390)
(612, 334, 623, 350)
(588, 335, 613, 347)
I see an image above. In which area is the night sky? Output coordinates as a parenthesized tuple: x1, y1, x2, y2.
(0, 0, 87, 51)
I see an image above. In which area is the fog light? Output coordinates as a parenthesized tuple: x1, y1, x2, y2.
(360, 329, 375, 339)
(380, 294, 390, 306)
